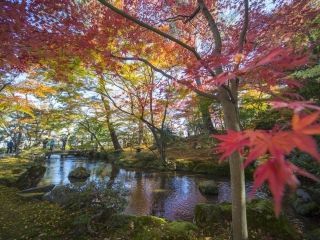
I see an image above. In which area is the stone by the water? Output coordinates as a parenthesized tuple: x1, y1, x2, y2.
(68, 167, 90, 180)
(198, 180, 218, 195)
(20, 184, 55, 194)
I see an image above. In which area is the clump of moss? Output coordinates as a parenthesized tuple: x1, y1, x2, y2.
(198, 180, 218, 195)
(0, 155, 45, 189)
(306, 228, 320, 240)
(194, 199, 302, 240)
(102, 215, 201, 240)
(175, 159, 197, 171)
(192, 162, 230, 177)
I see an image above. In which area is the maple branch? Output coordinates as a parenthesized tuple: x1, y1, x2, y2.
(197, 0, 222, 55)
(161, 94, 169, 132)
(0, 82, 12, 93)
(185, 6, 201, 23)
(162, 6, 200, 24)
(196, 0, 237, 105)
(231, 0, 249, 99)
(97, 1, 234, 103)
(97, 0, 201, 60)
(238, 0, 249, 53)
(111, 54, 220, 101)
(99, 81, 163, 133)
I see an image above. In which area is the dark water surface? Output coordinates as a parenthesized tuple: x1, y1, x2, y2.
(38, 155, 266, 221)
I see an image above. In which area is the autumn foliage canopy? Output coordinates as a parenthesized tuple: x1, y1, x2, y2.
(1, 0, 320, 216)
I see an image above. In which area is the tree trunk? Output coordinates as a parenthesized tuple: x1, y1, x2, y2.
(138, 120, 144, 145)
(197, 86, 217, 134)
(199, 103, 216, 134)
(14, 129, 23, 152)
(107, 117, 122, 151)
(101, 96, 122, 151)
(149, 127, 166, 163)
(220, 92, 248, 240)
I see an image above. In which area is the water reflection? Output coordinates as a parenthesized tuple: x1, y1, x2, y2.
(38, 155, 266, 221)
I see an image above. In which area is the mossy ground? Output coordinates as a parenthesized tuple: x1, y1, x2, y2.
(0, 185, 79, 240)
(0, 185, 209, 240)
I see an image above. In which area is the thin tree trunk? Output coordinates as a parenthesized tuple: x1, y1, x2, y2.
(138, 120, 144, 145)
(198, 97, 216, 134)
(220, 92, 248, 240)
(101, 96, 122, 151)
(149, 127, 166, 163)
(79, 121, 106, 152)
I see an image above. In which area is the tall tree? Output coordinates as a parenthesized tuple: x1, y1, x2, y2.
(93, 1, 320, 239)
(2, 1, 319, 239)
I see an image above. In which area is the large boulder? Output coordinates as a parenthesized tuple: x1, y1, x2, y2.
(43, 185, 76, 206)
(17, 184, 55, 200)
(194, 199, 302, 240)
(15, 165, 46, 190)
(68, 167, 90, 180)
(192, 162, 230, 177)
(198, 180, 218, 195)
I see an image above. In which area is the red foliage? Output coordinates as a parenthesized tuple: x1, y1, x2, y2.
(214, 111, 320, 214)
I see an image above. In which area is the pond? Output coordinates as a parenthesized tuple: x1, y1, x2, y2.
(38, 154, 266, 221)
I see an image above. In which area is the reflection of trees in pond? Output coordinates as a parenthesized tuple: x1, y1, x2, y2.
(151, 174, 171, 217)
(106, 164, 120, 188)
(126, 171, 152, 215)
(59, 158, 64, 185)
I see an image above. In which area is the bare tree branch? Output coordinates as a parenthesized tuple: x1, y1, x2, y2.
(162, 6, 201, 23)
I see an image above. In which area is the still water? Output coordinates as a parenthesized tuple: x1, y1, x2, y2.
(38, 155, 265, 221)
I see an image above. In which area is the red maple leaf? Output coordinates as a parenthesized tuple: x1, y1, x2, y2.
(214, 112, 320, 214)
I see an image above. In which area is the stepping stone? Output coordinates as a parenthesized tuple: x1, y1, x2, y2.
(20, 184, 55, 194)
(17, 192, 46, 200)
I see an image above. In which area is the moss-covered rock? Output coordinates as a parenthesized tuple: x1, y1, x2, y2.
(115, 151, 169, 171)
(293, 198, 320, 216)
(68, 167, 90, 180)
(16, 192, 46, 200)
(194, 199, 302, 240)
(0, 156, 45, 190)
(175, 159, 197, 171)
(165, 221, 198, 239)
(135, 152, 157, 162)
(198, 180, 218, 195)
(104, 215, 200, 240)
(192, 162, 230, 177)
(307, 185, 320, 205)
(306, 228, 320, 240)
(15, 165, 46, 190)
(0, 157, 31, 186)
(194, 203, 231, 227)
